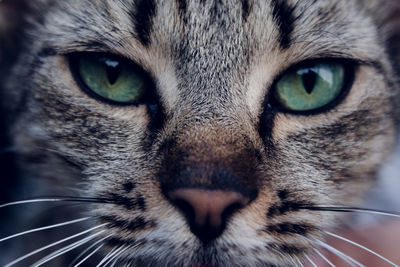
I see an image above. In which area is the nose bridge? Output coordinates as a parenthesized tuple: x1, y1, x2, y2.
(179, 126, 254, 170)
(159, 121, 261, 197)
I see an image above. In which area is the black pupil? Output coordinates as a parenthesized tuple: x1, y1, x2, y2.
(103, 58, 122, 85)
(301, 68, 317, 94)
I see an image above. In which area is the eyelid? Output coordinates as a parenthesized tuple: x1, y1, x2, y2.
(39, 41, 117, 57)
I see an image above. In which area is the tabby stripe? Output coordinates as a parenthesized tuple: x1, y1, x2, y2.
(107, 193, 146, 211)
(267, 201, 300, 217)
(176, 0, 187, 18)
(241, 0, 250, 21)
(267, 190, 315, 217)
(107, 237, 166, 248)
(132, 0, 157, 47)
(267, 200, 314, 217)
(267, 223, 316, 235)
(271, 0, 297, 49)
(99, 215, 156, 232)
(107, 237, 145, 248)
(269, 243, 305, 255)
(278, 189, 289, 200)
(122, 181, 136, 194)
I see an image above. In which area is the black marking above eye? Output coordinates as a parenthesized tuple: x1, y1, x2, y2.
(271, 0, 297, 49)
(176, 0, 187, 17)
(132, 0, 157, 47)
(241, 0, 251, 21)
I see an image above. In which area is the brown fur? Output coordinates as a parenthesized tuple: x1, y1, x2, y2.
(0, 0, 399, 266)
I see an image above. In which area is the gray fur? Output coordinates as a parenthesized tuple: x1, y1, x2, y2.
(0, 0, 399, 266)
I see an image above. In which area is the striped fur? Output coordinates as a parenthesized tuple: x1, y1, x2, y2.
(0, 0, 399, 266)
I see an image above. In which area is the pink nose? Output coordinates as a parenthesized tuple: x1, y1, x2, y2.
(168, 189, 249, 243)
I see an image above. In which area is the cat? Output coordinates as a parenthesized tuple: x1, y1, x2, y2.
(0, 0, 399, 266)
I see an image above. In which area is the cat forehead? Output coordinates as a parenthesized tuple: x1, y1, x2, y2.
(33, 0, 383, 114)
(39, 0, 379, 58)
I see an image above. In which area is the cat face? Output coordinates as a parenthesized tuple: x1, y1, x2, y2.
(2, 0, 400, 266)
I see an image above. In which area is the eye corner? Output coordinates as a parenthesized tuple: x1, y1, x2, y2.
(269, 58, 357, 116)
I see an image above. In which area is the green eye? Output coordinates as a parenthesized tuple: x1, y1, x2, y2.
(274, 62, 346, 112)
(77, 54, 147, 104)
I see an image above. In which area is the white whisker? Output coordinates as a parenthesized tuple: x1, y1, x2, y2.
(313, 239, 364, 267)
(0, 217, 90, 242)
(325, 231, 399, 267)
(295, 256, 304, 267)
(109, 258, 118, 267)
(69, 234, 112, 267)
(98, 245, 129, 267)
(111, 247, 131, 267)
(96, 246, 121, 267)
(4, 223, 108, 267)
(74, 244, 104, 267)
(305, 254, 318, 267)
(0, 198, 67, 208)
(305, 207, 400, 219)
(313, 248, 336, 267)
(337, 209, 400, 218)
(274, 250, 298, 267)
(32, 229, 107, 267)
(289, 255, 299, 267)
(0, 197, 109, 208)
(102, 246, 130, 267)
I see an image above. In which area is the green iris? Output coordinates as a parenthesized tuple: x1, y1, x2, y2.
(78, 55, 146, 103)
(274, 62, 345, 112)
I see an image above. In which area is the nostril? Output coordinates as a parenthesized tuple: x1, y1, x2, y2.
(171, 196, 196, 224)
(168, 189, 249, 244)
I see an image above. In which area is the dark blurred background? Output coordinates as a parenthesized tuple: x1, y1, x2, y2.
(0, 0, 30, 209)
